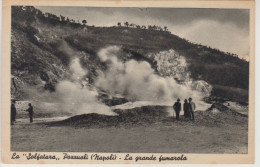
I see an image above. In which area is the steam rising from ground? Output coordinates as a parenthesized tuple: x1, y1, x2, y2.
(32, 58, 115, 116)
(54, 58, 115, 115)
(70, 58, 87, 81)
(22, 46, 210, 116)
(95, 46, 203, 104)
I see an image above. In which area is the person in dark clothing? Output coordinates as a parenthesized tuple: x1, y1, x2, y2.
(25, 103, 34, 123)
(183, 99, 190, 119)
(173, 99, 181, 120)
(11, 103, 16, 125)
(188, 97, 196, 120)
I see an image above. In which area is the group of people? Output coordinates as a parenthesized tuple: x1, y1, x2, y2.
(173, 97, 196, 121)
(10, 98, 195, 124)
(11, 102, 34, 125)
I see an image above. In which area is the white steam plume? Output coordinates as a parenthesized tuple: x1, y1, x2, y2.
(51, 58, 115, 116)
(55, 58, 115, 115)
(70, 58, 87, 81)
(95, 46, 203, 104)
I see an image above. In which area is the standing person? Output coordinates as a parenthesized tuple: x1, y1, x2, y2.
(25, 103, 34, 123)
(188, 97, 196, 120)
(173, 99, 181, 120)
(183, 99, 190, 119)
(11, 103, 17, 125)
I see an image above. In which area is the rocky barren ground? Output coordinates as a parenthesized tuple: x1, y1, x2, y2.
(11, 103, 248, 153)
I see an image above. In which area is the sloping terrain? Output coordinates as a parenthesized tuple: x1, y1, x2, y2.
(46, 103, 247, 128)
(11, 6, 249, 103)
(48, 106, 170, 128)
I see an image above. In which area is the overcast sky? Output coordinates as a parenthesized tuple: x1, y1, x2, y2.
(36, 6, 250, 60)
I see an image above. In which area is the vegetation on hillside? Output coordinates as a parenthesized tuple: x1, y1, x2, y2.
(11, 6, 249, 102)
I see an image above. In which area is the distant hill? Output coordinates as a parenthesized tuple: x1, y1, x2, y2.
(11, 6, 249, 102)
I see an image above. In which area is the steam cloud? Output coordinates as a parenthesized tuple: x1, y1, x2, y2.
(23, 45, 209, 116)
(95, 46, 203, 104)
(32, 58, 115, 116)
(55, 58, 115, 115)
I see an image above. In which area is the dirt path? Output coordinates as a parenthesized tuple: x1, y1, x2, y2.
(13, 116, 70, 124)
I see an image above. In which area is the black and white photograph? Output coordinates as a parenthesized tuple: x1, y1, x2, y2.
(1, 0, 255, 164)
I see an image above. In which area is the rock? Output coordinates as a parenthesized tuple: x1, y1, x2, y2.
(190, 80, 213, 97)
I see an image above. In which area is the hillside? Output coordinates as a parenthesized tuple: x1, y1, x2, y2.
(11, 6, 249, 103)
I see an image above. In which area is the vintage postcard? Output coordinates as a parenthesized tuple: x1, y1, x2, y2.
(1, 0, 255, 164)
